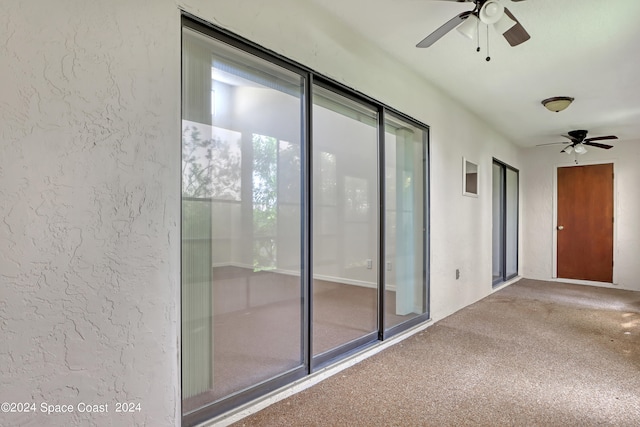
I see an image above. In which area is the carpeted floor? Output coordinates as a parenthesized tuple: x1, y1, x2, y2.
(184, 268, 417, 412)
(231, 278, 640, 426)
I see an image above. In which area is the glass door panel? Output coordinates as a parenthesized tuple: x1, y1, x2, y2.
(182, 27, 304, 413)
(492, 162, 505, 284)
(505, 168, 519, 278)
(311, 85, 378, 358)
(384, 116, 427, 330)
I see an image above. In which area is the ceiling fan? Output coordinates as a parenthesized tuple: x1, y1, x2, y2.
(416, 0, 530, 50)
(538, 130, 618, 154)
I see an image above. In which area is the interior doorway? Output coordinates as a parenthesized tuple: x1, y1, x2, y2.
(556, 163, 614, 282)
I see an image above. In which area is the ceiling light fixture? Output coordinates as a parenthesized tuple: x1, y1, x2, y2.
(541, 96, 574, 112)
(457, 14, 480, 41)
(574, 144, 587, 154)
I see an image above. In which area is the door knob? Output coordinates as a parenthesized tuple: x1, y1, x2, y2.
(557, 225, 564, 230)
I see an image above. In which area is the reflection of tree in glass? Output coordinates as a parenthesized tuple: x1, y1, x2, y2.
(182, 125, 241, 199)
(252, 134, 278, 270)
(318, 152, 337, 205)
(277, 141, 301, 204)
(344, 176, 370, 219)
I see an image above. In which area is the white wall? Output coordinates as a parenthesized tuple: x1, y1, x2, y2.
(1, 1, 523, 426)
(522, 139, 640, 292)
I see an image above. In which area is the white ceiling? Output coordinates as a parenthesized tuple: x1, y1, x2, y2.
(309, 0, 640, 147)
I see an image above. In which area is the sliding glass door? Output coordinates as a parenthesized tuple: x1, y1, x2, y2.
(181, 16, 430, 425)
(492, 159, 519, 286)
(311, 85, 379, 363)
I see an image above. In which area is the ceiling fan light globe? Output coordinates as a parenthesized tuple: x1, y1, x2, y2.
(564, 146, 574, 154)
(479, 1, 504, 25)
(574, 145, 587, 154)
(457, 15, 479, 41)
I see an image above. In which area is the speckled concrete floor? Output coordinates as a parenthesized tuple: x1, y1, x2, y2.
(232, 279, 640, 426)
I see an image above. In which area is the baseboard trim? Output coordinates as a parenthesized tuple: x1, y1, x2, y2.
(211, 264, 395, 291)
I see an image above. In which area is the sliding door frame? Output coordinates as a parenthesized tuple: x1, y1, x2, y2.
(181, 16, 311, 427)
(382, 111, 430, 339)
(309, 77, 381, 370)
(492, 158, 519, 287)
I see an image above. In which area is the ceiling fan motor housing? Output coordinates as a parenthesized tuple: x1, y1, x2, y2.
(568, 130, 588, 142)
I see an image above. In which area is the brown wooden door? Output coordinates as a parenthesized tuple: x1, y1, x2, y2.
(557, 163, 613, 282)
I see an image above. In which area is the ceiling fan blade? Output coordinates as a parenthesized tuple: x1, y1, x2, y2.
(583, 141, 614, 149)
(536, 142, 569, 147)
(502, 8, 530, 47)
(561, 134, 580, 144)
(416, 11, 472, 48)
(584, 135, 618, 142)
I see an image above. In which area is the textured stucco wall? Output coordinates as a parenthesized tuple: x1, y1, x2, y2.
(0, 1, 181, 426)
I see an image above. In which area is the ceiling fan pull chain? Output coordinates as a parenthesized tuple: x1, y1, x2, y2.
(476, 17, 481, 52)
(486, 24, 491, 61)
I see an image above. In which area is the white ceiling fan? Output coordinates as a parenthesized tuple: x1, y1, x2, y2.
(416, 0, 530, 50)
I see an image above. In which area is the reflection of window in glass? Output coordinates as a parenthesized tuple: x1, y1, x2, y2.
(344, 176, 369, 221)
(313, 151, 338, 265)
(318, 152, 337, 205)
(182, 121, 241, 200)
(253, 134, 278, 270)
(343, 176, 371, 269)
(210, 88, 216, 118)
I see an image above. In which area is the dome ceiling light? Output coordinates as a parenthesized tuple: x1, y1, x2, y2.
(541, 96, 574, 113)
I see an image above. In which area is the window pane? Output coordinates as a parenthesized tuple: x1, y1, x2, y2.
(384, 116, 427, 329)
(182, 28, 304, 412)
(312, 85, 378, 356)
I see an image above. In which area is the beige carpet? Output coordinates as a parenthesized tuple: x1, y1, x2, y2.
(232, 278, 640, 426)
(185, 268, 416, 412)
